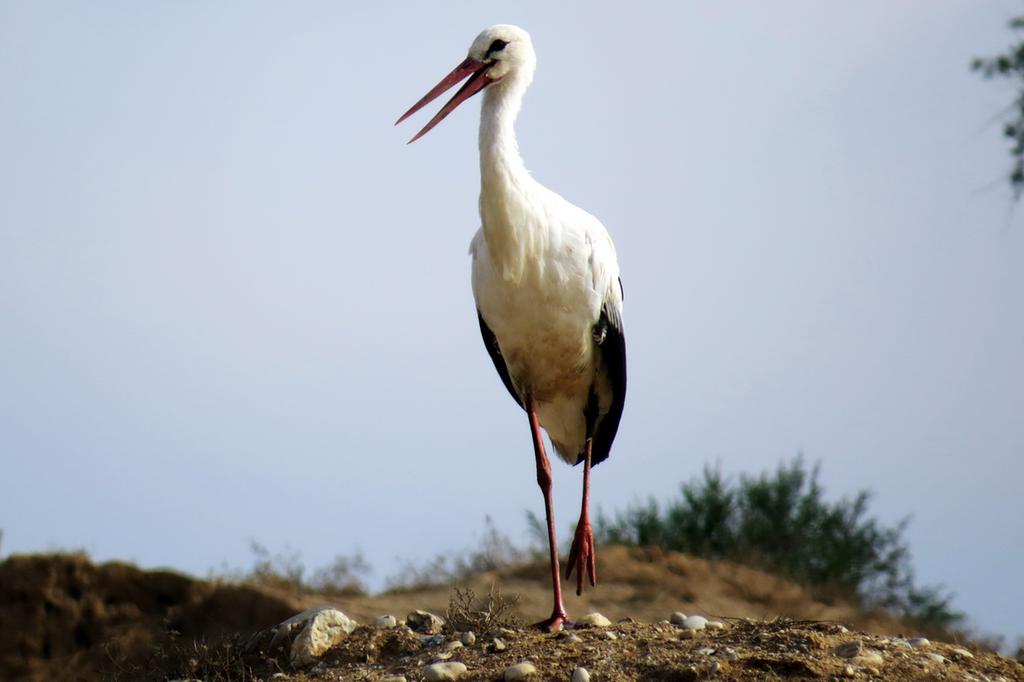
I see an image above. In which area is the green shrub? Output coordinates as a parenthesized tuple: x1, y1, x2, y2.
(594, 457, 962, 631)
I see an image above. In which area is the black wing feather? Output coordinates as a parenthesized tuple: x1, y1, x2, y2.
(589, 301, 626, 467)
(477, 311, 523, 409)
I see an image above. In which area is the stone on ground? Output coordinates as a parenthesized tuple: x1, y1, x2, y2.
(375, 614, 398, 628)
(575, 612, 611, 627)
(271, 607, 357, 667)
(571, 667, 590, 682)
(834, 640, 862, 658)
(679, 615, 707, 631)
(407, 609, 445, 634)
(503, 661, 537, 680)
(851, 650, 884, 667)
(424, 661, 468, 681)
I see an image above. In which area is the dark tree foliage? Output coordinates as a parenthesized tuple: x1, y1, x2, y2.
(595, 457, 962, 632)
(973, 17, 1024, 199)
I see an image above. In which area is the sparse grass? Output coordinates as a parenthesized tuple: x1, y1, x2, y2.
(102, 629, 267, 682)
(245, 541, 306, 592)
(308, 552, 372, 597)
(212, 517, 526, 598)
(215, 517, 527, 598)
(216, 541, 371, 597)
(444, 583, 522, 634)
(385, 515, 530, 592)
(159, 634, 260, 682)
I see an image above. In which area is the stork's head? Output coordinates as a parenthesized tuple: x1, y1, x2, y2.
(467, 25, 535, 84)
(395, 24, 535, 143)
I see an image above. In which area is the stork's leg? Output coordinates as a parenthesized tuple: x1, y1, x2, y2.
(526, 395, 569, 631)
(565, 437, 597, 595)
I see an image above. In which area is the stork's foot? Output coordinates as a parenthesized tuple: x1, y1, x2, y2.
(565, 518, 597, 596)
(532, 610, 570, 632)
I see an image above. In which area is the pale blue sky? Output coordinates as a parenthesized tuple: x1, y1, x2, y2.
(1, 2, 1021, 644)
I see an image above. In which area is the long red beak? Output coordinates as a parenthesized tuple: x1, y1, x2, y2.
(396, 57, 493, 144)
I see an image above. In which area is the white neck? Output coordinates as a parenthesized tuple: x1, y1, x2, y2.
(478, 78, 540, 280)
(479, 79, 529, 184)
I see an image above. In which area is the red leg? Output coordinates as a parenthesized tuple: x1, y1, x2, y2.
(565, 438, 597, 596)
(526, 396, 569, 631)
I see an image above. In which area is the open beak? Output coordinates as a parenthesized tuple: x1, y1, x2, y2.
(396, 57, 493, 144)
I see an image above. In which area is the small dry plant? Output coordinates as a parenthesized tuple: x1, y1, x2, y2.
(103, 629, 269, 682)
(445, 583, 522, 634)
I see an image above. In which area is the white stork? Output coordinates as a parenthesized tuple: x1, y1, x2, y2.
(396, 24, 626, 631)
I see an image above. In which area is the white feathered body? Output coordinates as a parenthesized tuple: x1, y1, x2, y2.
(454, 26, 624, 465)
(470, 175, 622, 463)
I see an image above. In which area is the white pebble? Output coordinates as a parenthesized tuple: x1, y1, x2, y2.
(907, 637, 930, 648)
(669, 611, 688, 625)
(571, 667, 590, 682)
(461, 631, 476, 645)
(924, 652, 946, 664)
(375, 615, 398, 628)
(443, 640, 464, 651)
(492, 637, 507, 651)
(424, 661, 468, 681)
(603, 631, 618, 640)
(576, 612, 611, 627)
(721, 647, 739, 661)
(697, 647, 716, 655)
(680, 615, 707, 631)
(504, 662, 537, 680)
(851, 650, 884, 667)
(706, 620, 725, 630)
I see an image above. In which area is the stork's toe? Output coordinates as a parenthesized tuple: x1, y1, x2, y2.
(565, 520, 597, 596)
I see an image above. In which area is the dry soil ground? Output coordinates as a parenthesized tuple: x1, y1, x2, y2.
(1, 547, 1020, 681)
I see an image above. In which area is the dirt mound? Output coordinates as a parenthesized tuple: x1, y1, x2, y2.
(282, 617, 1022, 681)
(0, 552, 302, 682)
(2, 548, 1018, 681)
(324, 546, 913, 637)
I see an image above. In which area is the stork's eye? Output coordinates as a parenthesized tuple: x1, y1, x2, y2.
(487, 39, 509, 56)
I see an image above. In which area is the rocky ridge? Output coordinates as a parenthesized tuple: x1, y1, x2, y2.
(232, 606, 1022, 681)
